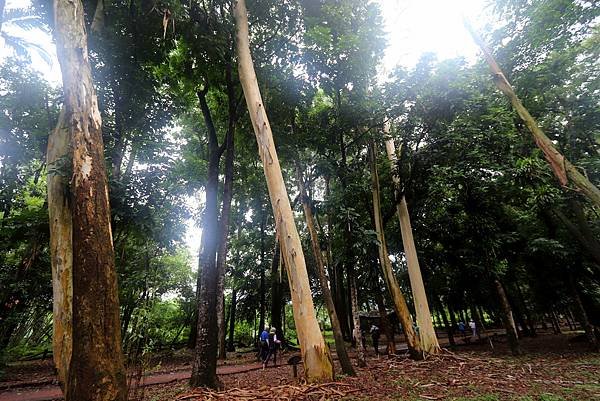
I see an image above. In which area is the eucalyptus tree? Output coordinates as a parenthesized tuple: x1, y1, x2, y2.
(235, 0, 334, 382)
(301, 0, 386, 344)
(52, 0, 127, 398)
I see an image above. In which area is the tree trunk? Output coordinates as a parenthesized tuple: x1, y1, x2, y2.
(47, 109, 72, 388)
(438, 298, 455, 347)
(216, 65, 237, 361)
(234, 0, 334, 382)
(326, 176, 350, 340)
(297, 167, 355, 376)
(552, 209, 600, 269)
(349, 275, 366, 367)
(374, 287, 396, 355)
(465, 21, 600, 208)
(493, 279, 521, 355)
(227, 288, 237, 352)
(383, 134, 440, 355)
(270, 242, 283, 337)
(190, 89, 222, 388)
(258, 214, 266, 337)
(569, 276, 599, 351)
(368, 140, 423, 360)
(53, 1, 127, 399)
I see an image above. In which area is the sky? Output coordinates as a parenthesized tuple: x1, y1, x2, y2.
(1, 0, 491, 259)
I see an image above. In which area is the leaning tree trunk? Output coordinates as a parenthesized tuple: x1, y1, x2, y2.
(53, 1, 127, 399)
(465, 21, 600, 208)
(368, 140, 423, 360)
(47, 110, 72, 388)
(383, 132, 440, 355)
(493, 279, 521, 355)
(297, 167, 355, 376)
(234, 0, 334, 382)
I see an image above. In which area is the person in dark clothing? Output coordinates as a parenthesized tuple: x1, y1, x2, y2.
(263, 327, 281, 367)
(360, 329, 367, 350)
(370, 325, 381, 356)
(260, 326, 270, 365)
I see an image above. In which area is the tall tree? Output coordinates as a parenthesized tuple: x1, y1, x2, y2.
(465, 21, 600, 208)
(53, 0, 127, 399)
(190, 88, 222, 388)
(368, 140, 423, 360)
(383, 126, 440, 355)
(234, 0, 334, 382)
(297, 165, 355, 376)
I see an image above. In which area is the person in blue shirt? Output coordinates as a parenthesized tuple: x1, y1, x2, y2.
(260, 326, 270, 367)
(458, 321, 466, 337)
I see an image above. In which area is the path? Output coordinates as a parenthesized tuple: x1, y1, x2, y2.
(0, 332, 502, 401)
(0, 362, 273, 401)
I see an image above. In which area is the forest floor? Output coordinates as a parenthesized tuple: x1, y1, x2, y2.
(0, 331, 598, 401)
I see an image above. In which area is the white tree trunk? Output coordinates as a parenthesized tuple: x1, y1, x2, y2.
(383, 129, 440, 355)
(234, 0, 333, 382)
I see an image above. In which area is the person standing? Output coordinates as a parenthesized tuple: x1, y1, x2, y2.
(370, 325, 381, 356)
(469, 319, 476, 337)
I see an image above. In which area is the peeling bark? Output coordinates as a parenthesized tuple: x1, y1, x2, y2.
(47, 109, 72, 389)
(53, 0, 127, 399)
(234, 0, 333, 382)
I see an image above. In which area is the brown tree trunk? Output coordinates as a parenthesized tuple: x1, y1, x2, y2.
(465, 21, 600, 208)
(47, 109, 72, 388)
(494, 279, 521, 355)
(374, 287, 396, 355)
(227, 288, 237, 352)
(326, 175, 350, 340)
(368, 141, 423, 360)
(190, 89, 222, 388)
(258, 213, 266, 337)
(217, 84, 236, 359)
(569, 276, 599, 351)
(349, 275, 366, 367)
(383, 133, 440, 355)
(234, 0, 333, 382)
(297, 166, 355, 376)
(53, 1, 127, 399)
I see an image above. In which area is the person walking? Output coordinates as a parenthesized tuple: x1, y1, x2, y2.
(260, 326, 270, 367)
(458, 321, 466, 337)
(263, 327, 282, 367)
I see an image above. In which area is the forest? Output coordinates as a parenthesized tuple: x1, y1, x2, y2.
(0, 0, 599, 400)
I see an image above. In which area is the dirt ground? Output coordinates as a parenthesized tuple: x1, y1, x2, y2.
(146, 332, 599, 401)
(2, 332, 599, 401)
